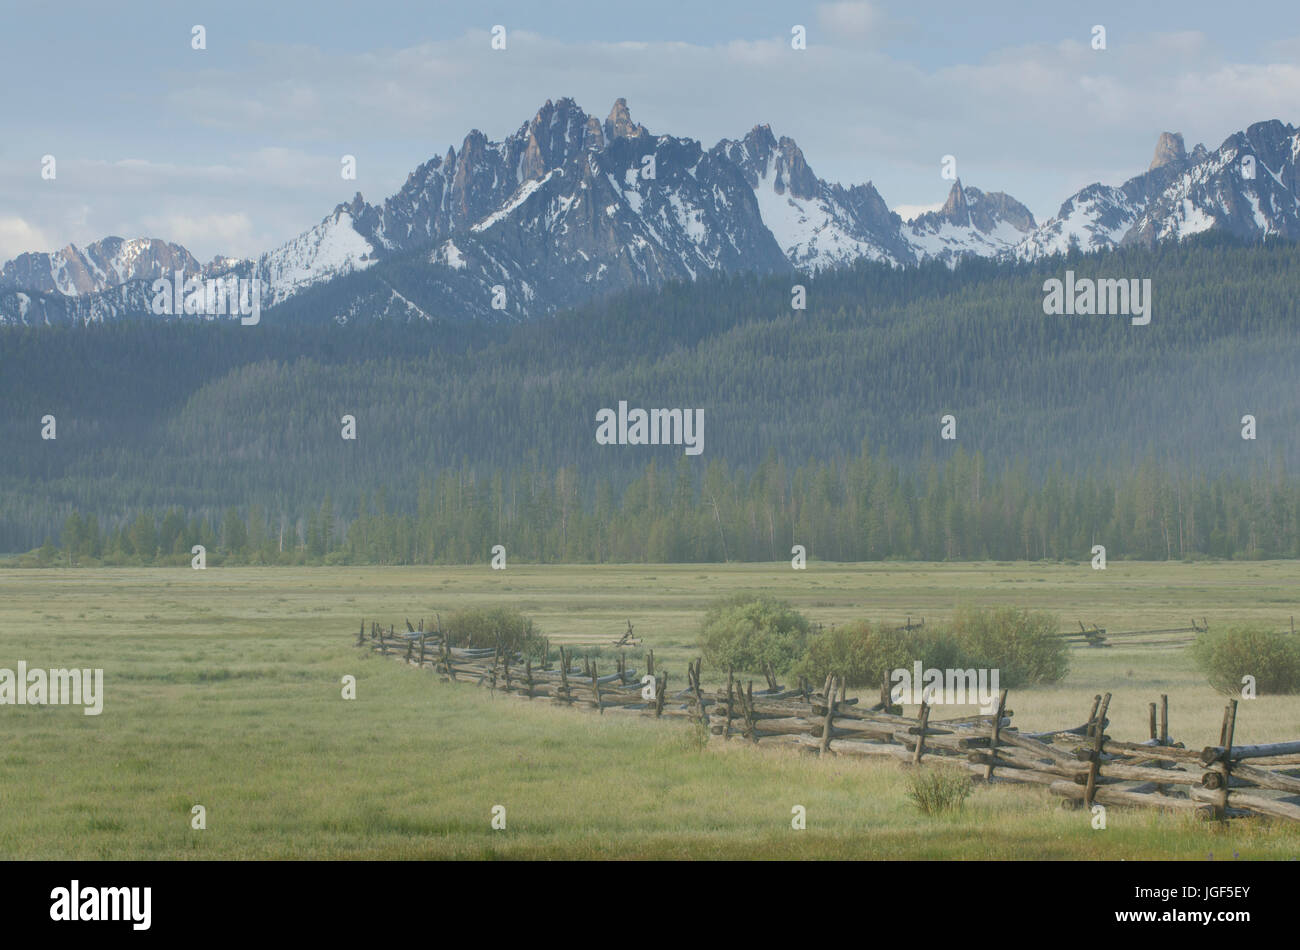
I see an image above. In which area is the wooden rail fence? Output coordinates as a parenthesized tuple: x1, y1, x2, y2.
(357, 619, 1300, 824)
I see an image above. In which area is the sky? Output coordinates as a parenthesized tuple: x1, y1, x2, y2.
(2, 0, 1299, 262)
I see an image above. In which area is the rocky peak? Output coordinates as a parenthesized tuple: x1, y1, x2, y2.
(337, 192, 367, 217)
(1150, 132, 1186, 171)
(911, 179, 1036, 240)
(718, 125, 818, 198)
(518, 98, 592, 180)
(939, 179, 972, 225)
(583, 116, 605, 150)
(604, 98, 646, 141)
(773, 136, 819, 199)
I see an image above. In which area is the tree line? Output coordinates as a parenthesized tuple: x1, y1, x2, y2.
(21, 443, 1300, 565)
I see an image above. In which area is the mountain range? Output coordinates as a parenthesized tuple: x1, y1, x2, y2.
(3, 98, 1298, 326)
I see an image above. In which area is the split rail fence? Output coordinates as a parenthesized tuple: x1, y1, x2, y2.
(357, 619, 1300, 824)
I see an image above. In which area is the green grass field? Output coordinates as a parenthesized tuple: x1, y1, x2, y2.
(2, 562, 1299, 859)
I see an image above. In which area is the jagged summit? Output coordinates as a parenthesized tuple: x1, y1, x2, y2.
(1150, 132, 1187, 170)
(604, 98, 647, 141)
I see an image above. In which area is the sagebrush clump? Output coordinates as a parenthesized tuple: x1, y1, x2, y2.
(1192, 624, 1300, 695)
(442, 606, 539, 652)
(698, 595, 810, 675)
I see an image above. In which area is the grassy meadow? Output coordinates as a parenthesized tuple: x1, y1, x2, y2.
(1, 561, 1299, 859)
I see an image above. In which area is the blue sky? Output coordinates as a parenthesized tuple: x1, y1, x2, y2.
(2, 0, 1298, 261)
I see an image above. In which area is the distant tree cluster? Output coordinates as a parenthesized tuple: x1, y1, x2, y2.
(19, 443, 1300, 566)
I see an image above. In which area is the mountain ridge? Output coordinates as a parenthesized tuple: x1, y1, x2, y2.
(3, 101, 1298, 326)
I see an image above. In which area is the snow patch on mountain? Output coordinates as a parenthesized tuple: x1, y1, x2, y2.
(258, 210, 375, 304)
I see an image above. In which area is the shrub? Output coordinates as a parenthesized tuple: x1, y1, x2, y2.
(793, 621, 965, 689)
(1192, 624, 1300, 696)
(698, 595, 810, 675)
(905, 767, 973, 815)
(949, 606, 1068, 687)
(442, 607, 539, 652)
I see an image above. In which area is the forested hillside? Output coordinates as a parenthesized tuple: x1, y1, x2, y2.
(2, 235, 1298, 558)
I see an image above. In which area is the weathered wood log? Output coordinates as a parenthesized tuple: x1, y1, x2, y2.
(709, 716, 812, 737)
(798, 736, 913, 761)
(1051, 780, 1201, 812)
(968, 752, 1086, 780)
(1084, 738, 1199, 762)
(894, 731, 995, 754)
(1198, 772, 1258, 791)
(933, 710, 1014, 725)
(1189, 786, 1300, 822)
(995, 731, 1081, 768)
(1211, 761, 1300, 795)
(1070, 762, 1201, 786)
(961, 762, 1064, 786)
(1200, 739, 1300, 766)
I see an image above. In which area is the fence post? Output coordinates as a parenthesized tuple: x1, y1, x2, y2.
(984, 689, 1008, 781)
(1085, 694, 1101, 740)
(724, 668, 734, 741)
(1084, 692, 1112, 808)
(819, 675, 836, 755)
(912, 701, 931, 765)
(1216, 700, 1238, 819)
(1160, 694, 1169, 745)
(559, 646, 570, 704)
(692, 659, 708, 726)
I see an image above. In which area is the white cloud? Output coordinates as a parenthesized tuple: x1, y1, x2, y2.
(0, 217, 54, 260)
(140, 212, 256, 257)
(817, 2, 888, 43)
(891, 202, 944, 223)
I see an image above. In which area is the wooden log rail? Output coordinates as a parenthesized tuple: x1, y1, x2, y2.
(356, 621, 1300, 823)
